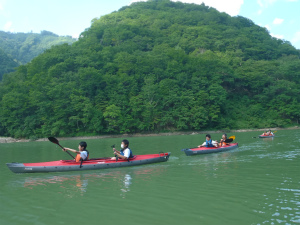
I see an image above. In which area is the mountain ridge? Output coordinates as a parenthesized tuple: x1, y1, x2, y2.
(0, 30, 76, 79)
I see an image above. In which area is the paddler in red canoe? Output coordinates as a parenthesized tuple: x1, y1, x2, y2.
(111, 139, 134, 160)
(198, 134, 218, 148)
(261, 129, 273, 136)
(63, 141, 89, 162)
(219, 133, 229, 146)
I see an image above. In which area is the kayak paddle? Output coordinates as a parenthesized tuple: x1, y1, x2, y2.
(111, 144, 118, 161)
(48, 137, 75, 159)
(228, 135, 235, 140)
(225, 135, 235, 143)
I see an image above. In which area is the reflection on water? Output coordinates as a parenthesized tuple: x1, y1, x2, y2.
(21, 174, 91, 198)
(8, 166, 166, 199)
(23, 175, 88, 191)
(262, 137, 274, 141)
(120, 174, 132, 198)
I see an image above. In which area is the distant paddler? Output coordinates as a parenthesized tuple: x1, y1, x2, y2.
(261, 129, 274, 136)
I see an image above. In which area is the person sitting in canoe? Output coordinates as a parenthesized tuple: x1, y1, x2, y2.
(111, 139, 134, 160)
(63, 141, 89, 162)
(261, 131, 267, 136)
(219, 133, 228, 146)
(198, 134, 218, 148)
(261, 130, 273, 136)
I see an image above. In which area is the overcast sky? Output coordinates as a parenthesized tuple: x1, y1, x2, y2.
(1, 0, 299, 49)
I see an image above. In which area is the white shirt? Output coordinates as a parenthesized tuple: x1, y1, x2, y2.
(80, 151, 88, 160)
(201, 140, 218, 147)
(123, 148, 131, 158)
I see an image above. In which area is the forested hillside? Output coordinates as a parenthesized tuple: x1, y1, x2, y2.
(0, 30, 76, 79)
(0, 48, 18, 80)
(0, 0, 300, 139)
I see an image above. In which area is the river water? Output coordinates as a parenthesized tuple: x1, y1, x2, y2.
(1, 129, 299, 225)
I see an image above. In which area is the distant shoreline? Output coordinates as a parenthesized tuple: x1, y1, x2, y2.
(0, 126, 298, 143)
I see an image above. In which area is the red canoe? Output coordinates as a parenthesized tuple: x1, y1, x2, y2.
(6, 152, 171, 173)
(259, 135, 275, 138)
(182, 143, 238, 156)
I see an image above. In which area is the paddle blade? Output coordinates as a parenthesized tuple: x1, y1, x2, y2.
(48, 137, 64, 150)
(48, 137, 59, 145)
(48, 137, 74, 159)
(273, 131, 277, 133)
(228, 135, 235, 140)
(224, 138, 233, 143)
(224, 135, 235, 143)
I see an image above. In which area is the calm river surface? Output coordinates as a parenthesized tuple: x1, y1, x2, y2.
(1, 129, 300, 225)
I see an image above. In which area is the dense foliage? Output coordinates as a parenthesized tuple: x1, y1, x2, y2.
(0, 0, 300, 139)
(0, 30, 76, 79)
(0, 48, 18, 80)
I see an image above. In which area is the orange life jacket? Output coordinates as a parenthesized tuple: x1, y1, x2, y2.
(75, 154, 81, 162)
(219, 139, 228, 147)
(75, 150, 89, 162)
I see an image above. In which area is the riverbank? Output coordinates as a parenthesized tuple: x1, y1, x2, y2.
(1, 126, 298, 143)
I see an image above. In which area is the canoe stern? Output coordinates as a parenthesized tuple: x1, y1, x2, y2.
(6, 163, 27, 173)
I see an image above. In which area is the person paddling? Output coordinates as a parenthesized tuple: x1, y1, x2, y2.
(63, 141, 89, 162)
(111, 139, 133, 160)
(198, 134, 218, 147)
(261, 130, 273, 136)
(261, 131, 267, 136)
(219, 133, 228, 146)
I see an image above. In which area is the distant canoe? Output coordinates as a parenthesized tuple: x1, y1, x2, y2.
(6, 152, 171, 173)
(182, 143, 238, 156)
(259, 135, 275, 138)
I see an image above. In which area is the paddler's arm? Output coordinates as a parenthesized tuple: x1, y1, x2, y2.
(63, 147, 80, 154)
(113, 148, 128, 160)
(198, 141, 206, 147)
(114, 153, 128, 160)
(212, 140, 218, 147)
(112, 148, 120, 154)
